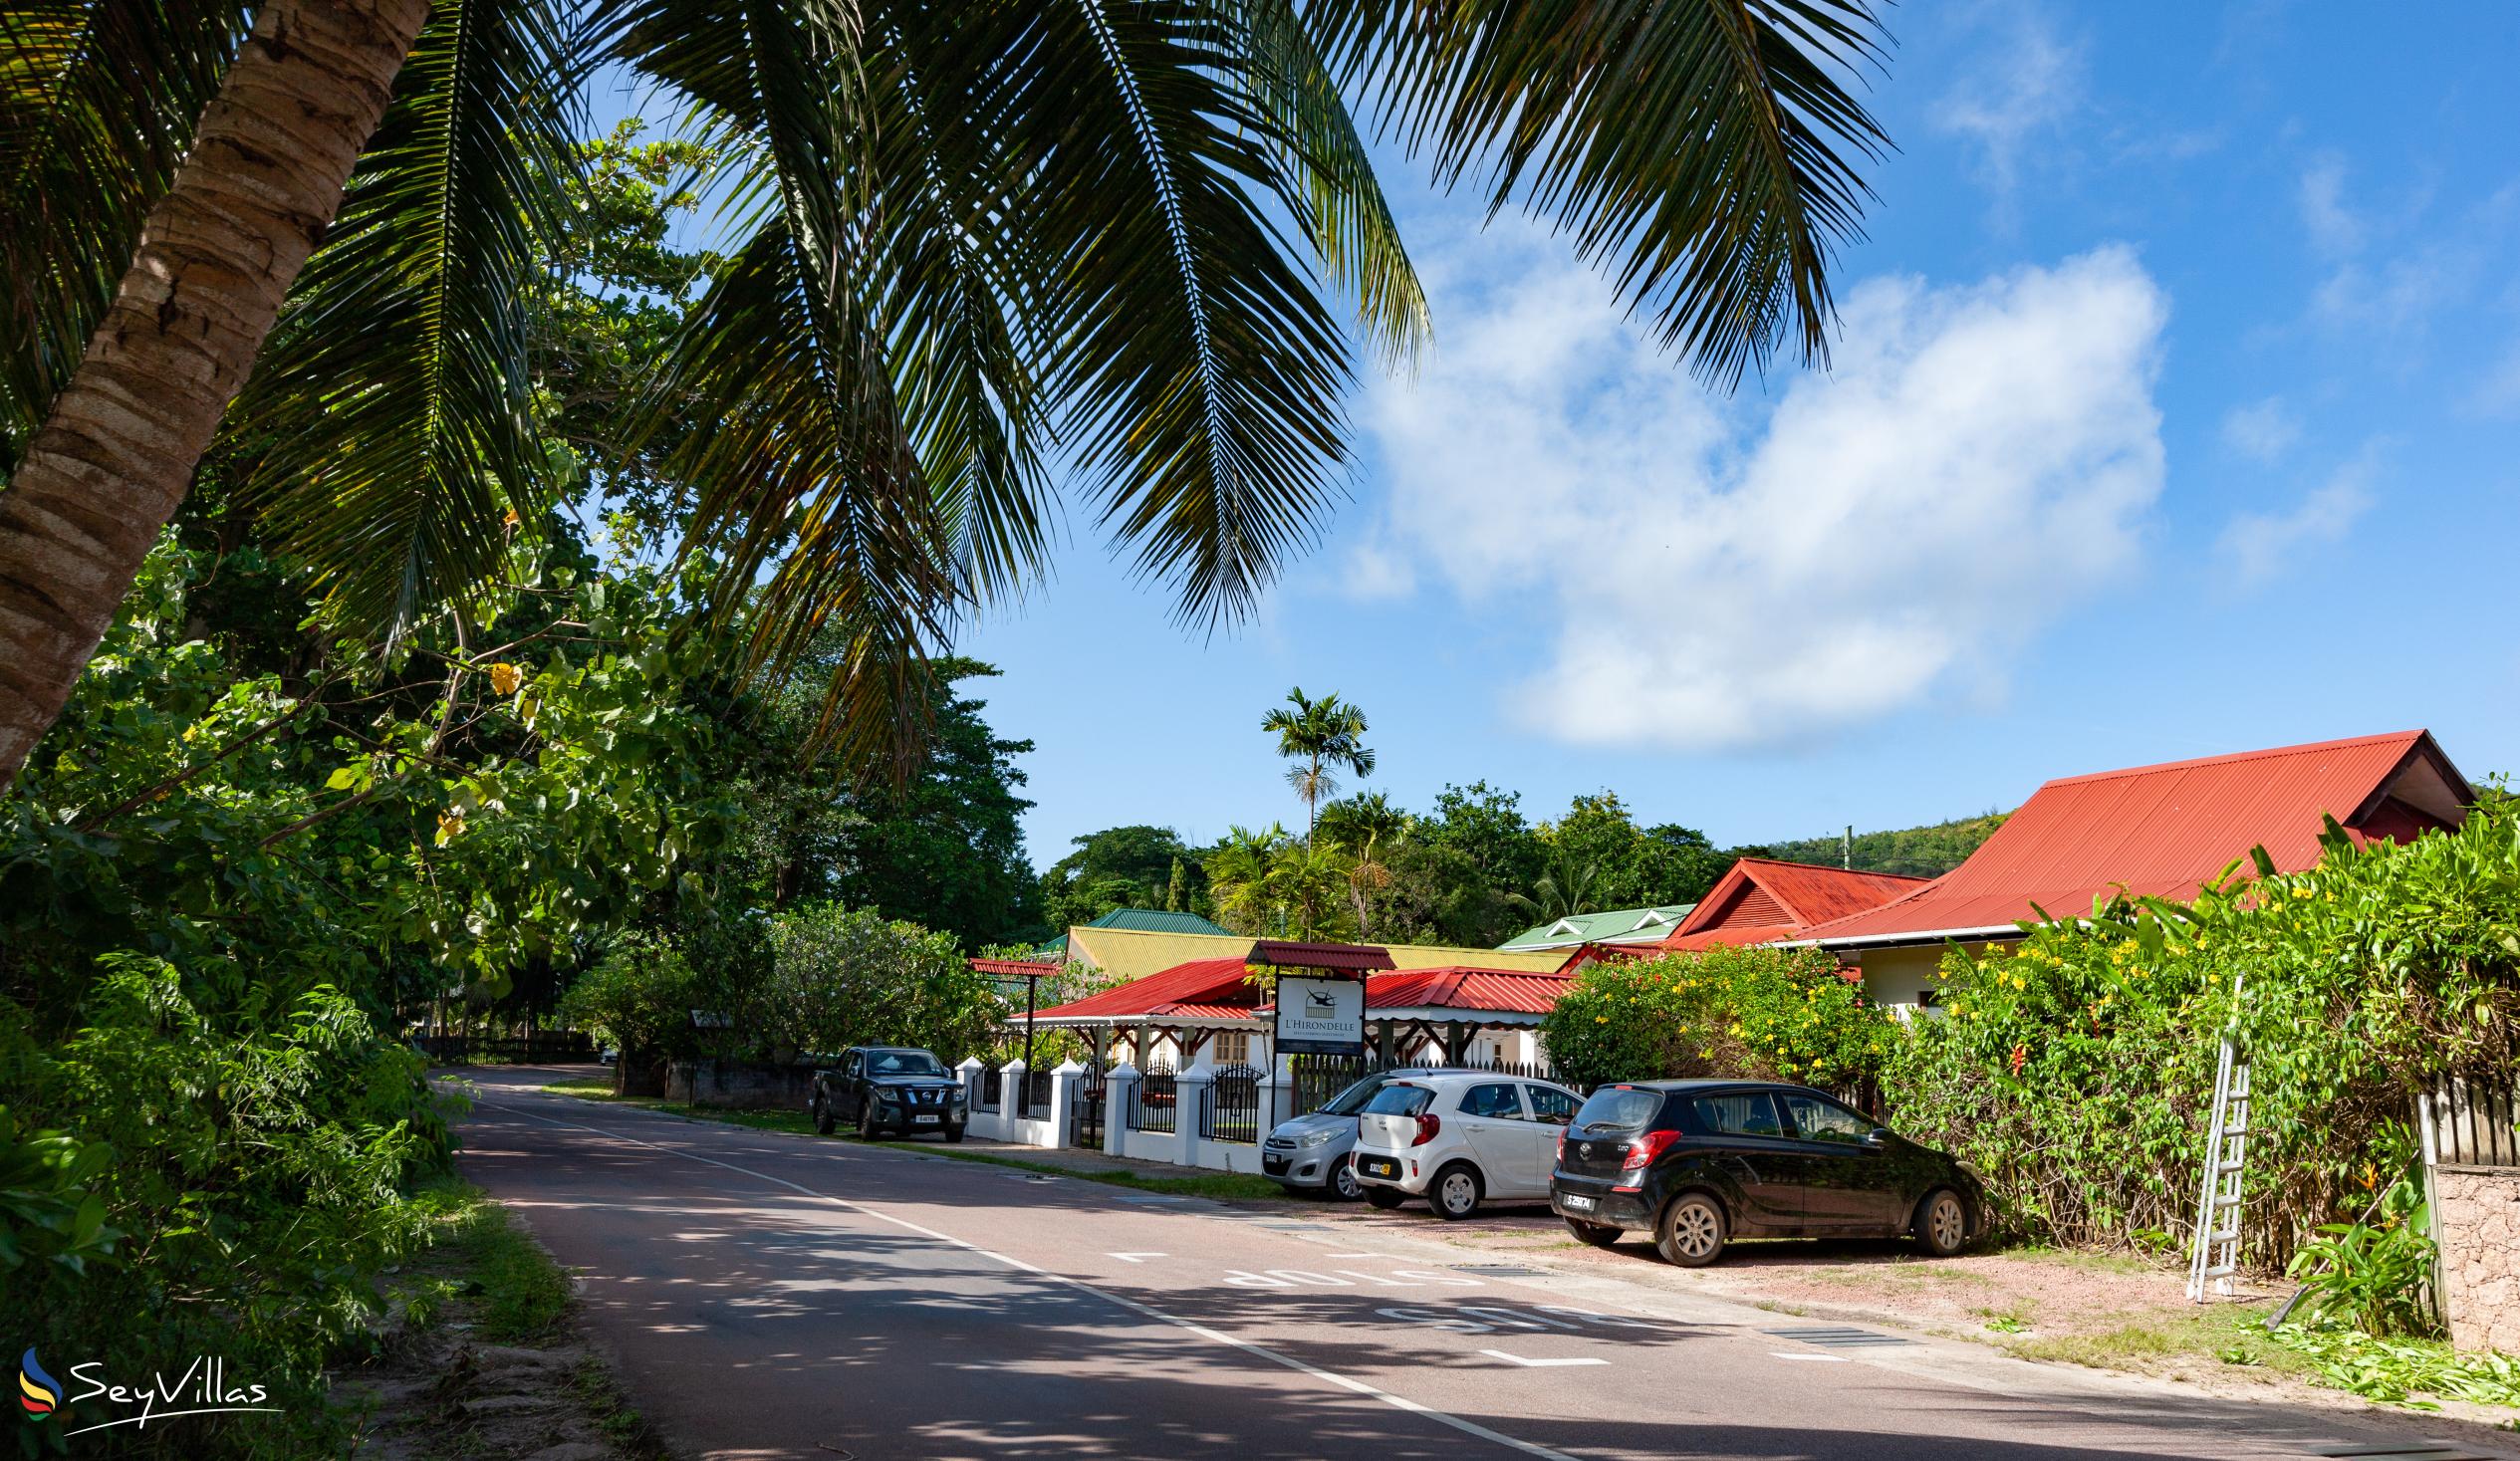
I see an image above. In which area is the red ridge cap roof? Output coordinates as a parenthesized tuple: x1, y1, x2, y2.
(1799, 730, 2468, 946)
(1032, 956, 1257, 1021)
(1255, 965, 1576, 1018)
(1248, 939, 1396, 971)
(1661, 856, 1928, 950)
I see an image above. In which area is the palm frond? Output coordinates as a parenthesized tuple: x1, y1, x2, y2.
(232, 0, 587, 643)
(1021, 0, 1358, 628)
(1231, 0, 1428, 367)
(0, 0, 250, 470)
(612, 0, 956, 775)
(1319, 0, 1891, 384)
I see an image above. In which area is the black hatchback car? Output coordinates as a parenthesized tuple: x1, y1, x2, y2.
(811, 1047, 968, 1141)
(1548, 1080, 1983, 1267)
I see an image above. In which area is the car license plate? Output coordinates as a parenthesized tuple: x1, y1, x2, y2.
(911, 1113, 940, 1124)
(1360, 1156, 1398, 1179)
(1561, 1193, 1596, 1211)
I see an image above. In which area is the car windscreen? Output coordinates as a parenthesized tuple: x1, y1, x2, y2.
(1362, 1085, 1433, 1116)
(1322, 1078, 1386, 1116)
(869, 1051, 944, 1077)
(1571, 1087, 1664, 1133)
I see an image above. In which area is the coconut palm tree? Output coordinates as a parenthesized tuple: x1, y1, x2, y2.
(0, 0, 1892, 784)
(1263, 686, 1375, 841)
(1507, 847, 1605, 924)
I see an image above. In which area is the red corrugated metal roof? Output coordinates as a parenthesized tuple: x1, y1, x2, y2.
(968, 957, 1060, 977)
(1253, 966, 1576, 1017)
(1660, 858, 1927, 951)
(1032, 956, 1257, 1021)
(1802, 730, 2468, 945)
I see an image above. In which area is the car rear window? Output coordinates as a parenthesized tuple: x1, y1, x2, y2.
(1572, 1088, 1664, 1132)
(1363, 1085, 1433, 1116)
(1321, 1076, 1397, 1116)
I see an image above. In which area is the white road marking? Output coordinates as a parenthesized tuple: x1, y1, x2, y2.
(1770, 1352, 1853, 1363)
(482, 1097, 1584, 1461)
(1107, 1252, 1167, 1263)
(1479, 1349, 1608, 1368)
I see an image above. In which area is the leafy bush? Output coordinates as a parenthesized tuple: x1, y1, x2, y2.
(1541, 946, 1892, 1092)
(756, 904, 1007, 1061)
(1885, 806, 2520, 1269)
(2286, 1176, 2437, 1336)
(0, 960, 445, 1457)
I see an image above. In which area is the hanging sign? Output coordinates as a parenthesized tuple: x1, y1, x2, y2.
(1274, 975, 1366, 1056)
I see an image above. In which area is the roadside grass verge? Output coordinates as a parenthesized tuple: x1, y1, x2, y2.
(536, 1083, 1288, 1202)
(1997, 1305, 2317, 1381)
(398, 1177, 575, 1342)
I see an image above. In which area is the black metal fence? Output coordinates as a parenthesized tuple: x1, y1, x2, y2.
(1131, 1069, 1177, 1134)
(411, 1033, 595, 1065)
(1071, 1073, 1105, 1148)
(1200, 1065, 1263, 1143)
(978, 1065, 1003, 1110)
(1020, 1066, 1054, 1117)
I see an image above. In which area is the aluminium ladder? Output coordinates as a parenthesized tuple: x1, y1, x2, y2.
(2185, 1034, 2251, 1301)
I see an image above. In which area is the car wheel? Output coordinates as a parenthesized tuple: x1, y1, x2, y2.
(1655, 1192, 1727, 1267)
(944, 1123, 965, 1144)
(813, 1098, 835, 1136)
(1431, 1163, 1483, 1221)
(1331, 1161, 1364, 1202)
(1913, 1188, 1969, 1257)
(858, 1104, 882, 1140)
(1364, 1186, 1407, 1210)
(1565, 1217, 1622, 1248)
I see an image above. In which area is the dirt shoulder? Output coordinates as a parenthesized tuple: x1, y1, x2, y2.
(334, 1181, 668, 1461)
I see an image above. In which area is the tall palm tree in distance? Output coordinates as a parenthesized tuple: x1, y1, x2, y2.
(1264, 686, 1374, 842)
(0, 0, 1893, 786)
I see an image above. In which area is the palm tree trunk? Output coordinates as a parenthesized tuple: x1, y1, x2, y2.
(0, 0, 429, 786)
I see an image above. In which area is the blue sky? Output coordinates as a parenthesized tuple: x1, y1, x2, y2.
(615, 5, 2520, 868)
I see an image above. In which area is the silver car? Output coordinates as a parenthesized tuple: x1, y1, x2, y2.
(1262, 1069, 1445, 1200)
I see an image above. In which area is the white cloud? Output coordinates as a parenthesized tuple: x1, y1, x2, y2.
(1362, 239, 2169, 753)
(2298, 154, 2362, 256)
(2216, 449, 2378, 588)
(1931, 7, 2085, 201)
(2219, 397, 2300, 462)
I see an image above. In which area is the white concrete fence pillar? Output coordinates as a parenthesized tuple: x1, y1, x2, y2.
(956, 1056, 984, 1113)
(1104, 1062, 1138, 1159)
(1263, 1052, 1296, 1134)
(999, 1057, 1029, 1135)
(1048, 1059, 1085, 1151)
(1176, 1053, 1215, 1168)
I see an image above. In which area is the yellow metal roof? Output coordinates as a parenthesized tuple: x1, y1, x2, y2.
(1062, 926, 1567, 983)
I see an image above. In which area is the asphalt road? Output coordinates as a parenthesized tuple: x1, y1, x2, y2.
(450, 1068, 2511, 1461)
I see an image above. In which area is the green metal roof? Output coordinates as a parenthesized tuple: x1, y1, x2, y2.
(1496, 904, 1697, 951)
(1082, 907, 1233, 936)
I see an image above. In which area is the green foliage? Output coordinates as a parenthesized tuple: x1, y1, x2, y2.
(756, 904, 1007, 1061)
(1885, 807, 2520, 1269)
(1543, 792, 1729, 910)
(2286, 1176, 2437, 1337)
(1263, 686, 1374, 833)
(1204, 824, 1358, 941)
(0, 959, 445, 1458)
(1540, 947, 1892, 1092)
(1041, 826, 1206, 931)
(558, 932, 703, 1060)
(1745, 812, 2008, 878)
(2268, 1324, 2520, 1408)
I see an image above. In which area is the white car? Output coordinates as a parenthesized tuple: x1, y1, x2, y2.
(1349, 1073, 1586, 1219)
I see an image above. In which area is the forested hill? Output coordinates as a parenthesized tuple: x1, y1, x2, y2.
(1735, 812, 2010, 878)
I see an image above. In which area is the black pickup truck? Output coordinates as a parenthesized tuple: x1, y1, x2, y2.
(810, 1046, 968, 1141)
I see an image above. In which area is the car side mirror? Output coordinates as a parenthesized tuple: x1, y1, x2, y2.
(1865, 1127, 1890, 1147)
